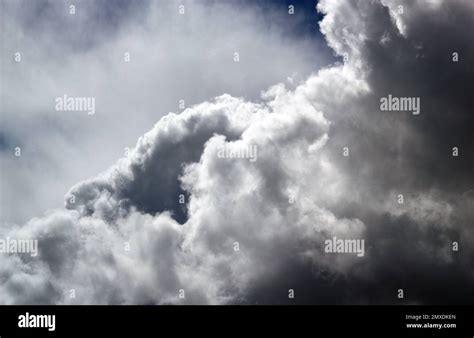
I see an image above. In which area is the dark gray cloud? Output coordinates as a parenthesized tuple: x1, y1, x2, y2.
(1, 0, 473, 305)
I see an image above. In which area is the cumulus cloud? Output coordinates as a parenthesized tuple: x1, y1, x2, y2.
(1, 0, 333, 224)
(1, 0, 473, 304)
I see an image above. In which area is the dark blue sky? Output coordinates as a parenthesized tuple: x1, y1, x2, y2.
(222, 0, 326, 41)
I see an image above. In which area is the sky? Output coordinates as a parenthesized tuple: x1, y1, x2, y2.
(0, 0, 473, 305)
(1, 0, 334, 224)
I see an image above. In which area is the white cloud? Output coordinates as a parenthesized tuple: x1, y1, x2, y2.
(1, 0, 474, 304)
(1, 0, 333, 224)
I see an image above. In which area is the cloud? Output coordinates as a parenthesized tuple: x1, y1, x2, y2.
(1, 0, 473, 304)
(1, 0, 333, 224)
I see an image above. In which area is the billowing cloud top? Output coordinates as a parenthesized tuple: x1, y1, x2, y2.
(1, 0, 473, 304)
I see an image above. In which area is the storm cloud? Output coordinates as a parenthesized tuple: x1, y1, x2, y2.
(1, 0, 473, 304)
